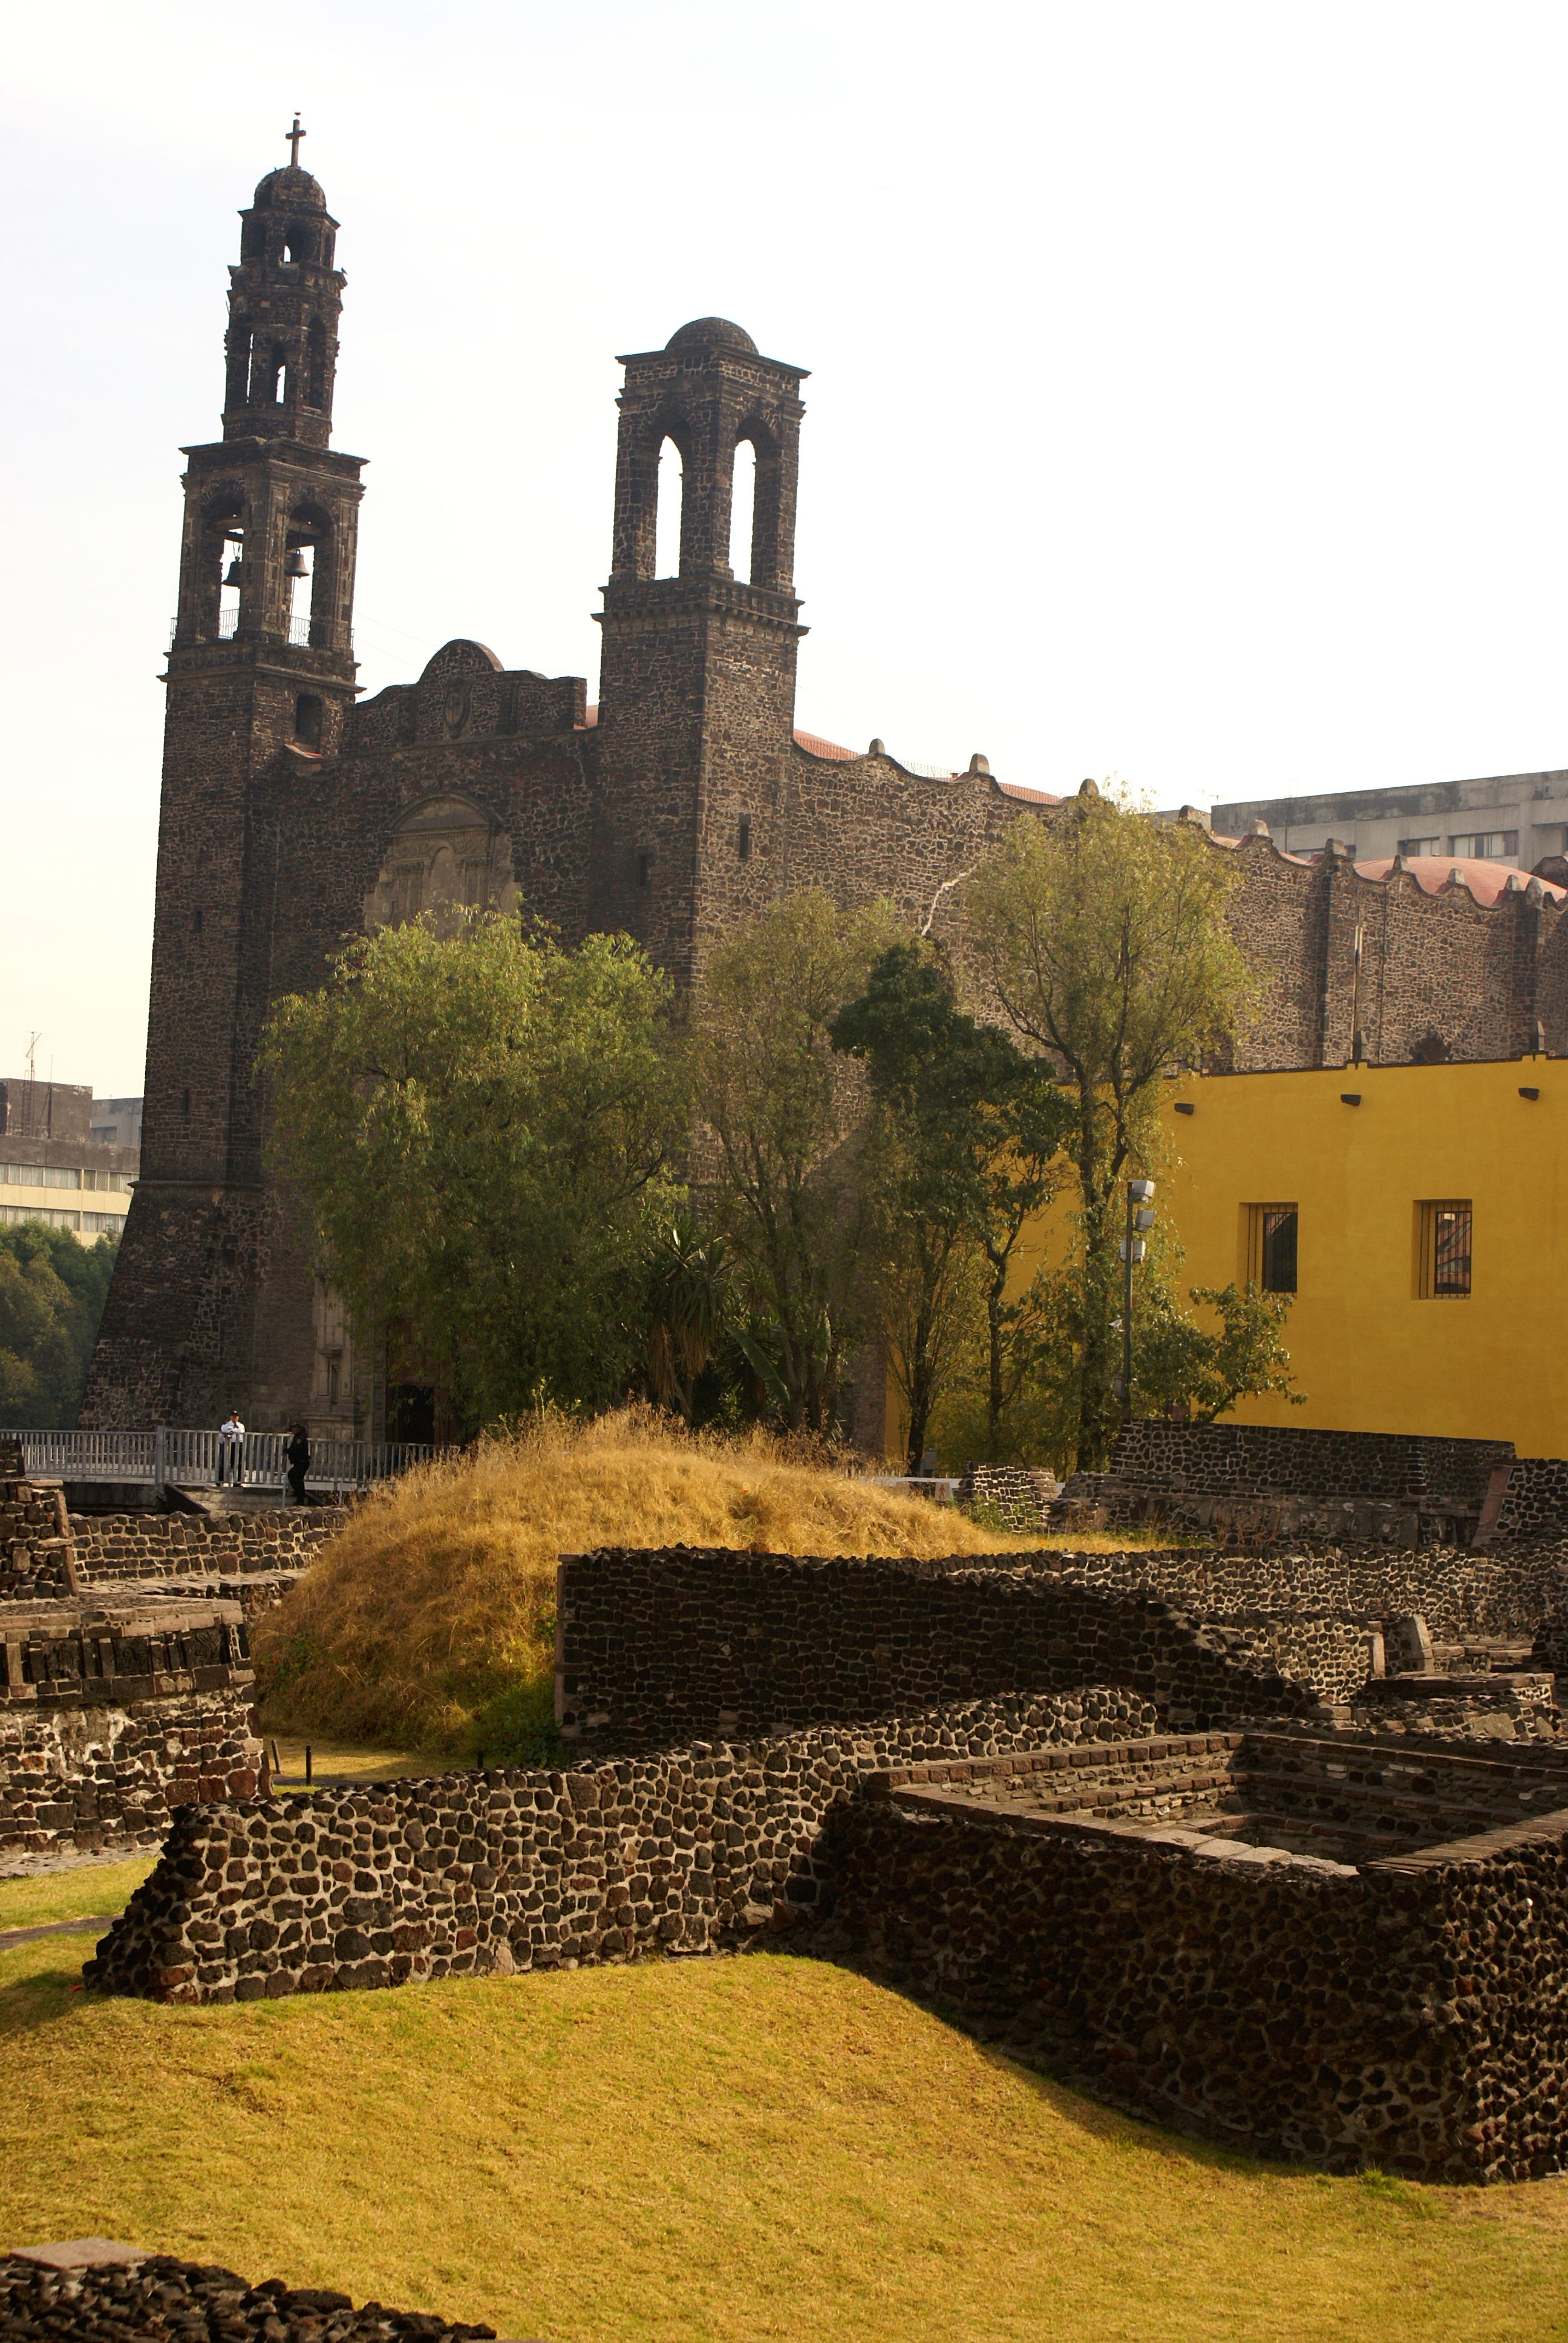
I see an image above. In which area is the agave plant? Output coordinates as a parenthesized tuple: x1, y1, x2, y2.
(645, 1216, 731, 1424)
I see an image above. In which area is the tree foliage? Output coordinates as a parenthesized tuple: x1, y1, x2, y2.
(969, 788, 1253, 1466)
(260, 914, 685, 1432)
(690, 891, 903, 1433)
(0, 1225, 119, 1427)
(830, 940, 1073, 1469)
(1133, 1279, 1305, 1425)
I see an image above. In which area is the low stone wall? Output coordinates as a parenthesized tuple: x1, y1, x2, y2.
(1, 1596, 261, 1867)
(1497, 1458, 1568, 1544)
(1350, 1673, 1562, 1742)
(0, 2253, 503, 2343)
(1197, 1606, 1376, 1705)
(554, 1545, 1324, 1751)
(83, 1684, 1158, 2002)
(70, 1506, 347, 1582)
(1089, 1420, 1515, 1505)
(816, 1784, 1568, 2183)
(955, 1463, 1061, 1532)
(1, 1476, 77, 1602)
(1029, 1541, 1568, 1653)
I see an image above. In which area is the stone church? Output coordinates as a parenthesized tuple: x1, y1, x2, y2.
(81, 146, 1568, 1439)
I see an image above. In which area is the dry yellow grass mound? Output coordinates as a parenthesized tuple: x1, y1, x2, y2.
(253, 1407, 1029, 1760)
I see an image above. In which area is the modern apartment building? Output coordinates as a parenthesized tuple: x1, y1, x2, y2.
(1210, 768, 1568, 876)
(0, 1079, 139, 1243)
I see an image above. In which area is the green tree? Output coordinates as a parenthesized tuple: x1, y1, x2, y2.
(830, 940, 1073, 1469)
(1132, 1277, 1304, 1424)
(969, 787, 1252, 1468)
(0, 1225, 119, 1427)
(690, 891, 902, 1434)
(260, 913, 686, 1432)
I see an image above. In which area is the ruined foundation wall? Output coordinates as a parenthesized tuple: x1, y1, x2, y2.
(1, 1598, 261, 1865)
(817, 1795, 1568, 2184)
(554, 1546, 1324, 1751)
(0, 1478, 76, 1604)
(1031, 1542, 1568, 1650)
(68, 1506, 347, 1584)
(83, 1685, 1157, 2003)
(1, 1686, 263, 1867)
(1090, 1421, 1515, 1503)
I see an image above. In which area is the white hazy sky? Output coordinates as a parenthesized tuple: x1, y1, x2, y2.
(5, 1, 1568, 1096)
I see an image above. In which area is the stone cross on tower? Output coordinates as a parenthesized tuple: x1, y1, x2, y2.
(286, 114, 305, 166)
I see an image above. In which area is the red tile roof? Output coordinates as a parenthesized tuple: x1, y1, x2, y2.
(1352, 853, 1567, 905)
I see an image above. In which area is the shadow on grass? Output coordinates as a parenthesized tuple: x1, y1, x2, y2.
(783, 1942, 1466, 2205)
(0, 1959, 98, 2036)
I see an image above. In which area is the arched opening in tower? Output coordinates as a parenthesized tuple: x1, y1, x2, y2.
(218, 525, 244, 639)
(730, 437, 757, 583)
(655, 436, 684, 578)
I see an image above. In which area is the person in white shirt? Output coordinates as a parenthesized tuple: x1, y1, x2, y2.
(217, 1409, 246, 1487)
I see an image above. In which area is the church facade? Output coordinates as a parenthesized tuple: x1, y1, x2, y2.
(81, 151, 1568, 1438)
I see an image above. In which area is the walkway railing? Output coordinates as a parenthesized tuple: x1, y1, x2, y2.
(0, 1427, 436, 1496)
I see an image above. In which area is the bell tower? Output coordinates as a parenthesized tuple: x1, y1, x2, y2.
(593, 318, 808, 983)
(82, 126, 367, 1428)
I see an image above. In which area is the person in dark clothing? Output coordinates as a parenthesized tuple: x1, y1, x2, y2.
(286, 1421, 311, 1506)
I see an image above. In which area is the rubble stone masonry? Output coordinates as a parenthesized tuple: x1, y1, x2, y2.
(82, 1685, 1155, 2001)
(553, 1545, 1323, 1749)
(818, 1779, 1568, 2183)
(1, 1596, 261, 1866)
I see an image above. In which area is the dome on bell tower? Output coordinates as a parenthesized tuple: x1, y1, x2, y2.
(665, 317, 759, 355)
(253, 163, 328, 211)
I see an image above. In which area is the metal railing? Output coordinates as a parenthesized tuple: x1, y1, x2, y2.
(0, 1427, 436, 1496)
(166, 615, 353, 654)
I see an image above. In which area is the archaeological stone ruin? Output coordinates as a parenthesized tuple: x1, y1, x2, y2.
(14, 1418, 1568, 2181)
(1, 1438, 345, 1869)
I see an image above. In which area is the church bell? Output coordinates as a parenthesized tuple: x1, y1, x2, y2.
(223, 558, 243, 587)
(285, 548, 310, 578)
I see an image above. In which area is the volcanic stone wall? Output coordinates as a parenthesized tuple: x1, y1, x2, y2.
(1031, 1541, 1568, 1651)
(68, 1505, 347, 1584)
(817, 1788, 1568, 2184)
(1, 1598, 261, 1864)
(83, 1685, 1156, 2003)
(0, 2254, 500, 2343)
(554, 1546, 1324, 1751)
(1497, 1460, 1568, 1543)
(0, 1475, 77, 1602)
(1089, 1420, 1514, 1505)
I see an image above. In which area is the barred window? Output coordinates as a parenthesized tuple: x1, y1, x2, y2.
(1246, 1204, 1298, 1294)
(1417, 1201, 1472, 1298)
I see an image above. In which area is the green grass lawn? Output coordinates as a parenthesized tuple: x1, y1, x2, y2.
(261, 1734, 454, 1788)
(2, 1866, 1568, 2342)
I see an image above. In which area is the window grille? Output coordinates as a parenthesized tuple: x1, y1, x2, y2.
(1417, 1201, 1472, 1297)
(1246, 1204, 1298, 1294)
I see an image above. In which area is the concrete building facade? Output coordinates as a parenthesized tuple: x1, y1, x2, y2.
(0, 1081, 136, 1245)
(1211, 770, 1568, 879)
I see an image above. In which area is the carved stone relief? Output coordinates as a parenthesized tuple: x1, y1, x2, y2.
(363, 795, 518, 936)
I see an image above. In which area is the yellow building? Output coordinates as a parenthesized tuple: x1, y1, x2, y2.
(1160, 1055, 1566, 1456)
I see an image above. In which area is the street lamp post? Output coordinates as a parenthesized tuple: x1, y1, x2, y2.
(1119, 1178, 1157, 1426)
